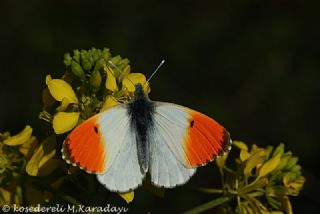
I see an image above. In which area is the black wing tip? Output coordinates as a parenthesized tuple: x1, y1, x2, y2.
(218, 130, 232, 156)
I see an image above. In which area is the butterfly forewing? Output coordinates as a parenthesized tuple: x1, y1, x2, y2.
(62, 105, 130, 174)
(153, 102, 231, 168)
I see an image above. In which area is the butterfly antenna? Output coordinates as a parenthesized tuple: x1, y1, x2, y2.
(107, 60, 135, 87)
(146, 59, 165, 83)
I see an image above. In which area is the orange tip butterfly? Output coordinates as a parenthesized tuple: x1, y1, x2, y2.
(62, 61, 232, 192)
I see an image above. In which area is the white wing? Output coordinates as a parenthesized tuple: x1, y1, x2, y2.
(62, 104, 145, 192)
(149, 102, 197, 187)
(149, 127, 196, 187)
(97, 129, 145, 192)
(149, 102, 231, 187)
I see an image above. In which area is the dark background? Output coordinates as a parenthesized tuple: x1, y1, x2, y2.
(0, 0, 319, 213)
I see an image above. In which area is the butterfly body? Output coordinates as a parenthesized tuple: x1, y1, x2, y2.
(127, 84, 154, 173)
(62, 83, 231, 192)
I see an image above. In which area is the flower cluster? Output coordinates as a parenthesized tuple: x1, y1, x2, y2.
(37, 48, 150, 203)
(186, 141, 305, 214)
(40, 48, 150, 135)
(0, 126, 36, 205)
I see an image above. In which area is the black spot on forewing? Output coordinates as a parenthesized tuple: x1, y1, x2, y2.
(190, 120, 195, 127)
(94, 126, 98, 133)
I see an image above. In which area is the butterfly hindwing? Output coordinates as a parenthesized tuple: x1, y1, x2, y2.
(97, 129, 145, 192)
(153, 102, 231, 168)
(149, 126, 196, 188)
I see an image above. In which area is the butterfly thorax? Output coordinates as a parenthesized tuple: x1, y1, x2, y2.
(127, 84, 154, 173)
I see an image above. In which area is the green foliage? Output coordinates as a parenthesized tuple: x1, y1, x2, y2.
(185, 142, 305, 214)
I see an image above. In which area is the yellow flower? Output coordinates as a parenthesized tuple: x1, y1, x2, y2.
(258, 154, 281, 177)
(0, 187, 11, 205)
(46, 75, 78, 104)
(56, 98, 71, 112)
(283, 175, 305, 196)
(104, 66, 118, 92)
(244, 149, 266, 176)
(117, 64, 131, 82)
(26, 136, 59, 176)
(19, 136, 38, 158)
(281, 196, 293, 214)
(3, 125, 33, 146)
(232, 141, 251, 161)
(233, 141, 248, 151)
(119, 191, 134, 203)
(122, 73, 150, 94)
(100, 95, 120, 112)
(52, 112, 80, 134)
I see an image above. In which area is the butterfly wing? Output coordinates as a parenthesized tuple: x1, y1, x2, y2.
(152, 102, 232, 168)
(96, 129, 145, 192)
(149, 127, 196, 188)
(62, 105, 145, 192)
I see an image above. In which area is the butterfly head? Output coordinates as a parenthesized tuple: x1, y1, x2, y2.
(133, 83, 149, 101)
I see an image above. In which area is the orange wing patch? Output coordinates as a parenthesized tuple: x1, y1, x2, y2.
(184, 110, 231, 167)
(64, 116, 106, 173)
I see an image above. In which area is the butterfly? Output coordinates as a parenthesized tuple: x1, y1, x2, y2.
(62, 83, 232, 192)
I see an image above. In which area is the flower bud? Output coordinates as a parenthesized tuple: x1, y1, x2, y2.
(285, 157, 298, 171)
(94, 58, 105, 72)
(277, 152, 292, 171)
(273, 143, 284, 157)
(101, 48, 111, 60)
(71, 61, 85, 79)
(64, 53, 72, 67)
(81, 50, 93, 71)
(291, 164, 301, 172)
(73, 49, 80, 62)
(91, 47, 101, 61)
(90, 69, 102, 92)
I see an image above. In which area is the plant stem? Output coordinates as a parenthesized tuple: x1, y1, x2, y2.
(183, 196, 233, 214)
(199, 188, 224, 194)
